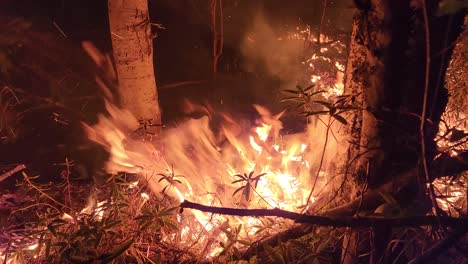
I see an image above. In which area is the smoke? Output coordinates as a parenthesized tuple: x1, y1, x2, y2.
(239, 13, 308, 86)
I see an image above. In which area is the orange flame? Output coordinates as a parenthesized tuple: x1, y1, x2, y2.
(82, 99, 340, 255)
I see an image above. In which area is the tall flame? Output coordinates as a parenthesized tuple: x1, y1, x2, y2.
(82, 99, 339, 254)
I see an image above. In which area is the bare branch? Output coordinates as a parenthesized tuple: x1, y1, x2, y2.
(0, 164, 26, 182)
(180, 200, 467, 229)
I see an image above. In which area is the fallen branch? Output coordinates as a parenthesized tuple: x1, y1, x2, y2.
(237, 156, 467, 259)
(209, 155, 466, 259)
(181, 199, 468, 260)
(0, 164, 26, 182)
(180, 200, 467, 229)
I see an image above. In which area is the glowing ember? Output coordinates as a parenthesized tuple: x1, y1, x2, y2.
(141, 192, 150, 200)
(26, 244, 38, 251)
(61, 212, 74, 222)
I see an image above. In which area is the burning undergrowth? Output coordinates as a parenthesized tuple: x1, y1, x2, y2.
(0, 95, 344, 263)
(81, 97, 341, 258)
(1, 22, 349, 262)
(2, 15, 466, 263)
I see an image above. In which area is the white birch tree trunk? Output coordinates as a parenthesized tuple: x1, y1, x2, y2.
(108, 0, 161, 136)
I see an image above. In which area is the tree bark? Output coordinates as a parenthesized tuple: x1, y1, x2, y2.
(338, 0, 465, 263)
(108, 0, 161, 135)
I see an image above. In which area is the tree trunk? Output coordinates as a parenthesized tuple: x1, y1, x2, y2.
(108, 0, 161, 136)
(337, 0, 464, 263)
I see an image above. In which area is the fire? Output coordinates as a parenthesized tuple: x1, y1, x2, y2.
(2, 28, 348, 261)
(80, 98, 338, 256)
(433, 176, 467, 216)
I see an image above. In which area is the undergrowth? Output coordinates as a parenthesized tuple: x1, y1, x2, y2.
(0, 170, 190, 263)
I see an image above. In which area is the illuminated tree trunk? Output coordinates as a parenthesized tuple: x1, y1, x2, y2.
(108, 0, 161, 136)
(336, 1, 464, 263)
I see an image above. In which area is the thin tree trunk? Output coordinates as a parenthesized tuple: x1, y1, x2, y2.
(108, 0, 161, 136)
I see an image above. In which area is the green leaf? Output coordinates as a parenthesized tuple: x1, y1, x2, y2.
(303, 84, 315, 92)
(255, 173, 267, 178)
(234, 174, 247, 180)
(292, 102, 306, 110)
(244, 184, 251, 201)
(309, 90, 326, 96)
(232, 179, 245, 184)
(233, 186, 246, 197)
(163, 220, 178, 230)
(219, 226, 234, 240)
(332, 114, 348, 125)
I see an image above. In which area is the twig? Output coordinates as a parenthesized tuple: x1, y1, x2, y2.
(53, 21, 67, 38)
(420, 0, 443, 226)
(22, 172, 69, 209)
(180, 200, 467, 229)
(302, 116, 331, 212)
(11, 202, 62, 215)
(0, 164, 26, 182)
